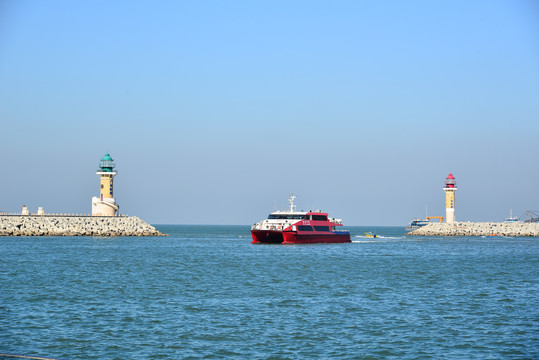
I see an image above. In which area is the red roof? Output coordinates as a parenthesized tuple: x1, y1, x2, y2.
(446, 173, 455, 179)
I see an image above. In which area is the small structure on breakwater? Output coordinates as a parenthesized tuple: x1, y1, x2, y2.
(407, 222, 539, 237)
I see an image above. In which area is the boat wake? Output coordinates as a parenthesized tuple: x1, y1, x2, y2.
(354, 235, 402, 239)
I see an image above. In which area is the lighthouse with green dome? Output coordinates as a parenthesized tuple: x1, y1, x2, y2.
(91, 153, 119, 216)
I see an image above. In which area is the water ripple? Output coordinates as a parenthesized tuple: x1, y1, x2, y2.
(1, 226, 538, 359)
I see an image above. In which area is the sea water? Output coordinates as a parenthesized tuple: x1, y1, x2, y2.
(0, 225, 537, 359)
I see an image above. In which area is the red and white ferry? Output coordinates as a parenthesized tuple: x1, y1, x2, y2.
(251, 194, 351, 244)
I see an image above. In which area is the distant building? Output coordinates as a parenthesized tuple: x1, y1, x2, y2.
(91, 153, 119, 216)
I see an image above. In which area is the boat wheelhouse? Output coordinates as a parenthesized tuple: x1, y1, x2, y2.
(251, 194, 350, 244)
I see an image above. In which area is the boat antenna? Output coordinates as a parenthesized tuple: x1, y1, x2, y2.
(289, 193, 296, 212)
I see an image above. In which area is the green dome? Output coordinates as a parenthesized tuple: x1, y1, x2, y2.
(101, 153, 113, 161)
(99, 153, 116, 172)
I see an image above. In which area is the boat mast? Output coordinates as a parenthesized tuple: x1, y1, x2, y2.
(289, 193, 296, 212)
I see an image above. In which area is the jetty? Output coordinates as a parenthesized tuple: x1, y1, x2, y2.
(0, 153, 167, 237)
(406, 222, 539, 237)
(0, 215, 165, 237)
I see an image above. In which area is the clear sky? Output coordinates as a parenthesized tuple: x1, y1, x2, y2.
(0, 0, 538, 225)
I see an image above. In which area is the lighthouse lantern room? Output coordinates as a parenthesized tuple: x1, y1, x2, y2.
(443, 173, 458, 223)
(92, 153, 119, 216)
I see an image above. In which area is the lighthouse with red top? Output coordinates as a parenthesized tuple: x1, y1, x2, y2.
(443, 173, 458, 223)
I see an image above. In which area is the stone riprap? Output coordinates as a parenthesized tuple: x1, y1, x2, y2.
(407, 222, 539, 237)
(0, 215, 166, 237)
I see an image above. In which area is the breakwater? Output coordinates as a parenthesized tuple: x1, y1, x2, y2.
(0, 215, 166, 236)
(407, 222, 539, 237)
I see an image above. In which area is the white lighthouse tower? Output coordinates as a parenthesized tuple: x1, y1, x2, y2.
(443, 173, 458, 223)
(91, 153, 119, 216)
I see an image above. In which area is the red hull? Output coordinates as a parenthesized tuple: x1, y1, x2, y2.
(282, 231, 351, 244)
(251, 230, 284, 244)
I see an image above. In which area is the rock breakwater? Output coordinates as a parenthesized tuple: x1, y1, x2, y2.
(0, 215, 166, 236)
(407, 222, 539, 237)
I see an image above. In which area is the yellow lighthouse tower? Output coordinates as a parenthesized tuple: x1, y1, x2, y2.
(91, 153, 119, 216)
(443, 173, 458, 223)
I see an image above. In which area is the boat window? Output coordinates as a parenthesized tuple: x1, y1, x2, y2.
(268, 214, 305, 220)
(313, 226, 330, 232)
(303, 215, 310, 220)
(297, 225, 313, 231)
(312, 215, 328, 221)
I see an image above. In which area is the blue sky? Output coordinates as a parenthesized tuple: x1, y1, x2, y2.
(0, 0, 538, 225)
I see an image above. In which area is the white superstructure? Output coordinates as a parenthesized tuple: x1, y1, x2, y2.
(251, 194, 306, 231)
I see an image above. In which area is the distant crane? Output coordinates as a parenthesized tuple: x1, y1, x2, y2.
(520, 210, 539, 223)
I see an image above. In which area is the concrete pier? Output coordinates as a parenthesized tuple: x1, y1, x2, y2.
(407, 222, 539, 237)
(0, 215, 166, 237)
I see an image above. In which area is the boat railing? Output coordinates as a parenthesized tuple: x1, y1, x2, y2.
(333, 229, 350, 234)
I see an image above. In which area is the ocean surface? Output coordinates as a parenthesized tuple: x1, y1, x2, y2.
(1, 225, 537, 359)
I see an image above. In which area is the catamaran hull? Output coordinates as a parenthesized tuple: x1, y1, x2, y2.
(251, 230, 284, 244)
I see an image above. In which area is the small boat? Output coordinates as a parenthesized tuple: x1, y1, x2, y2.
(364, 232, 377, 238)
(504, 209, 519, 223)
(251, 194, 351, 244)
(405, 218, 430, 231)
